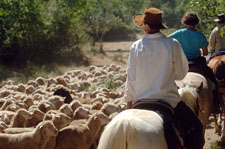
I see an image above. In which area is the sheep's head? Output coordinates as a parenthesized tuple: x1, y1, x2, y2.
(39, 120, 58, 137)
(17, 109, 32, 120)
(73, 107, 90, 119)
(101, 103, 119, 116)
(94, 112, 110, 125)
(59, 104, 73, 117)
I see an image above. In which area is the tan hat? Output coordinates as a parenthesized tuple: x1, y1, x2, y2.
(214, 13, 225, 22)
(133, 7, 168, 29)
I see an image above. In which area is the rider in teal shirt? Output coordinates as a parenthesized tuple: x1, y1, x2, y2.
(170, 28, 208, 60)
(169, 12, 221, 115)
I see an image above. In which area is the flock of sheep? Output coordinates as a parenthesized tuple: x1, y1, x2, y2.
(0, 64, 127, 149)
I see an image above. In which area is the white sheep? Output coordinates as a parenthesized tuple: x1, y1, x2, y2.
(23, 96, 34, 107)
(72, 106, 90, 120)
(38, 100, 55, 113)
(44, 113, 72, 149)
(0, 120, 58, 149)
(48, 95, 65, 110)
(16, 83, 26, 93)
(91, 101, 103, 110)
(25, 85, 36, 94)
(100, 103, 119, 116)
(43, 111, 71, 130)
(69, 100, 82, 112)
(5, 104, 20, 112)
(0, 98, 14, 110)
(3, 127, 34, 134)
(25, 108, 45, 127)
(11, 109, 32, 128)
(0, 121, 8, 133)
(55, 111, 110, 149)
(59, 104, 73, 117)
(35, 77, 46, 86)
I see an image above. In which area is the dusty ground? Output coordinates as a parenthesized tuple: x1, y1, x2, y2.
(78, 37, 223, 149)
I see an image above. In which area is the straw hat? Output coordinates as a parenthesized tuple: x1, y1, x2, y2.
(214, 13, 225, 22)
(133, 7, 168, 29)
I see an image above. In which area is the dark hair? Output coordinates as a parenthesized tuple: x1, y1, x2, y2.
(181, 12, 199, 26)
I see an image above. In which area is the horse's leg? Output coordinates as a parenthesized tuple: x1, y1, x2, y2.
(220, 94, 225, 140)
(213, 114, 221, 134)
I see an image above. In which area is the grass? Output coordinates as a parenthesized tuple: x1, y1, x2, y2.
(0, 64, 76, 84)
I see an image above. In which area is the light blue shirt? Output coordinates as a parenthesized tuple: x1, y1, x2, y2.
(124, 32, 189, 108)
(169, 28, 208, 60)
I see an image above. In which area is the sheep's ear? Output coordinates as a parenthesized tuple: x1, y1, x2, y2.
(196, 82, 203, 94)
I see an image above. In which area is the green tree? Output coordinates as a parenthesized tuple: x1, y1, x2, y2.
(188, 0, 225, 36)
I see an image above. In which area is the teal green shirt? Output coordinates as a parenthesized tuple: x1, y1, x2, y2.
(169, 28, 208, 60)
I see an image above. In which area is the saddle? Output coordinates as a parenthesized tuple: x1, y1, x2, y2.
(132, 100, 184, 149)
(188, 56, 206, 76)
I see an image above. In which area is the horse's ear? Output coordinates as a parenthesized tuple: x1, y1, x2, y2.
(196, 82, 203, 94)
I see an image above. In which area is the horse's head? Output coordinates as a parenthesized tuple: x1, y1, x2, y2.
(178, 82, 203, 115)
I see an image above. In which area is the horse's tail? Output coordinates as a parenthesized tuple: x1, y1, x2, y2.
(98, 116, 137, 149)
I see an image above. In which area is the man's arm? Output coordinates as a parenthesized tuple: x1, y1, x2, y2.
(173, 41, 189, 80)
(124, 45, 137, 106)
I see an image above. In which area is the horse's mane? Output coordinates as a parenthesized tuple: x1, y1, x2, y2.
(178, 85, 198, 113)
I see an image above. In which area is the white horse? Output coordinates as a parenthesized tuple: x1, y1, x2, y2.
(97, 85, 201, 149)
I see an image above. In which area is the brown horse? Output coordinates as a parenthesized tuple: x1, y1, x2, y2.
(176, 72, 214, 135)
(208, 54, 225, 139)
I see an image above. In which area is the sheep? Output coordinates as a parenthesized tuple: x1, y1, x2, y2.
(0, 122, 8, 133)
(37, 100, 55, 113)
(0, 120, 58, 149)
(23, 96, 34, 107)
(25, 85, 36, 94)
(91, 101, 103, 110)
(5, 104, 20, 112)
(0, 98, 6, 108)
(55, 111, 110, 149)
(100, 103, 119, 116)
(53, 87, 73, 104)
(44, 113, 72, 149)
(25, 108, 45, 127)
(11, 109, 32, 128)
(3, 127, 34, 134)
(27, 80, 38, 87)
(35, 77, 46, 86)
(48, 95, 65, 110)
(0, 89, 13, 98)
(0, 113, 13, 125)
(0, 98, 14, 110)
(72, 106, 90, 120)
(44, 111, 71, 130)
(16, 83, 26, 93)
(69, 100, 82, 112)
(59, 104, 73, 117)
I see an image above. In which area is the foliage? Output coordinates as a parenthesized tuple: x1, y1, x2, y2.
(0, 0, 87, 66)
(187, 0, 225, 36)
(0, 0, 191, 68)
(0, 64, 62, 84)
(210, 140, 225, 149)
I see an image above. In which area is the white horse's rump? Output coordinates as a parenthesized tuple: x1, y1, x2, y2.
(98, 85, 201, 149)
(98, 109, 167, 149)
